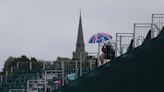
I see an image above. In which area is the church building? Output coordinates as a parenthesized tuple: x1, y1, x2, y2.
(72, 13, 88, 62)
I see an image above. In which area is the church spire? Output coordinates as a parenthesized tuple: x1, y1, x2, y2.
(73, 12, 88, 61)
(75, 12, 85, 52)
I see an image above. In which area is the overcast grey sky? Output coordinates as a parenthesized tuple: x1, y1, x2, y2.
(0, 0, 164, 70)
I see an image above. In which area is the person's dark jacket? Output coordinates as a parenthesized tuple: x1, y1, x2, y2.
(102, 45, 115, 60)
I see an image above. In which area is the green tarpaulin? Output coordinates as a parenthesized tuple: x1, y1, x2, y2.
(55, 28, 164, 92)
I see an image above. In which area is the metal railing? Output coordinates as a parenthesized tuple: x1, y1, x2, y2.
(134, 23, 152, 47)
(116, 33, 134, 57)
(9, 89, 27, 92)
(27, 79, 46, 92)
(152, 14, 164, 38)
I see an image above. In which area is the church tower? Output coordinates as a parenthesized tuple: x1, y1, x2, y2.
(73, 13, 88, 61)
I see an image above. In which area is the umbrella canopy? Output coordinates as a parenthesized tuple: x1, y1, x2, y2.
(54, 80, 61, 84)
(88, 32, 112, 44)
(101, 32, 112, 40)
(67, 73, 76, 81)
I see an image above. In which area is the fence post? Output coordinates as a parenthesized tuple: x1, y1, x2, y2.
(115, 33, 118, 57)
(120, 35, 122, 54)
(133, 24, 136, 48)
(151, 14, 154, 38)
(43, 62, 46, 70)
(80, 52, 83, 77)
(44, 71, 47, 92)
(10, 67, 13, 73)
(30, 61, 32, 70)
(27, 80, 29, 92)
(62, 61, 65, 86)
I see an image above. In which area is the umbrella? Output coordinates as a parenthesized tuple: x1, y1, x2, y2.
(88, 32, 112, 66)
(100, 32, 113, 40)
(54, 80, 61, 89)
(67, 73, 76, 81)
(88, 32, 112, 43)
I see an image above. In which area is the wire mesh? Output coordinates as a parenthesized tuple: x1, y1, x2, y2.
(152, 14, 164, 38)
(134, 23, 152, 47)
(116, 33, 134, 57)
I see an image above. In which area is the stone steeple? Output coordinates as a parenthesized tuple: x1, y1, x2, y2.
(76, 13, 85, 52)
(73, 13, 88, 61)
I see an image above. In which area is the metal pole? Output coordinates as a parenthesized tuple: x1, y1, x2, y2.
(27, 80, 29, 92)
(120, 36, 122, 55)
(116, 33, 118, 57)
(134, 24, 136, 48)
(97, 43, 100, 66)
(151, 14, 154, 38)
(44, 71, 47, 92)
(43, 62, 46, 70)
(80, 52, 82, 76)
(11, 67, 13, 73)
(62, 61, 64, 86)
(30, 61, 32, 70)
(132, 33, 135, 48)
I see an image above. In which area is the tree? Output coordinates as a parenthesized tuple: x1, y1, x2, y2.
(3, 56, 16, 72)
(2, 55, 43, 73)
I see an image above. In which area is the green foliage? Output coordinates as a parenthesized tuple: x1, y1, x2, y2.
(3, 56, 16, 72)
(2, 55, 42, 73)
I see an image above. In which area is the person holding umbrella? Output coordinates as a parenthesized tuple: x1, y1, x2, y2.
(100, 41, 116, 65)
(88, 32, 113, 66)
(103, 41, 115, 61)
